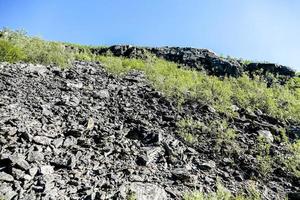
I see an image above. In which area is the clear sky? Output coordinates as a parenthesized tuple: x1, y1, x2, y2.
(1, 0, 300, 70)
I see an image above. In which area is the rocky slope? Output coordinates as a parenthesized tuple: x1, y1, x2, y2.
(0, 60, 299, 200)
(88, 45, 296, 80)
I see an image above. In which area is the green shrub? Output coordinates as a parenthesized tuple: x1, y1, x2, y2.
(183, 181, 261, 200)
(0, 29, 74, 67)
(256, 136, 273, 176)
(0, 39, 25, 62)
(284, 140, 300, 177)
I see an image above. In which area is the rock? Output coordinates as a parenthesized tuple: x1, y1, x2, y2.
(86, 117, 95, 130)
(0, 158, 12, 173)
(199, 160, 216, 171)
(204, 176, 214, 184)
(258, 130, 274, 143)
(207, 105, 216, 113)
(0, 184, 17, 200)
(231, 105, 239, 112)
(63, 136, 77, 147)
(41, 104, 53, 116)
(66, 81, 83, 89)
(9, 154, 30, 171)
(23, 174, 33, 181)
(126, 127, 161, 144)
(287, 126, 300, 140)
(33, 136, 52, 145)
(136, 147, 162, 166)
(287, 192, 300, 200)
(120, 182, 167, 200)
(24, 64, 48, 75)
(234, 174, 244, 182)
(209, 56, 243, 77)
(63, 95, 80, 106)
(29, 167, 38, 177)
(11, 168, 25, 180)
(246, 63, 295, 77)
(91, 46, 246, 77)
(27, 150, 45, 163)
(172, 168, 191, 182)
(64, 129, 82, 138)
(136, 155, 148, 166)
(40, 165, 54, 175)
(93, 89, 110, 99)
(0, 172, 14, 182)
(52, 137, 64, 147)
(144, 132, 161, 144)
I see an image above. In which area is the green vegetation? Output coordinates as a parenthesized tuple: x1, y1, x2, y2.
(0, 29, 74, 67)
(283, 140, 300, 177)
(176, 118, 207, 144)
(0, 39, 25, 62)
(126, 191, 137, 200)
(176, 118, 239, 153)
(184, 181, 261, 200)
(256, 136, 273, 176)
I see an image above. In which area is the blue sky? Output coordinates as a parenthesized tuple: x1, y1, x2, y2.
(1, 0, 300, 70)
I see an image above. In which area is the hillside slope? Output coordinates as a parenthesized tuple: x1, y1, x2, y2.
(0, 30, 300, 200)
(0, 61, 299, 200)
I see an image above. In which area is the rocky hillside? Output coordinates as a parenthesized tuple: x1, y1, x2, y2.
(89, 45, 296, 80)
(0, 30, 300, 200)
(0, 60, 299, 200)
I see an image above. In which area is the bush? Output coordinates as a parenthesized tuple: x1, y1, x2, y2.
(183, 181, 261, 200)
(0, 39, 25, 62)
(0, 29, 74, 67)
(284, 140, 300, 177)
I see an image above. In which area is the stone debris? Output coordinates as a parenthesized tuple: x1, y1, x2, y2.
(0, 61, 298, 200)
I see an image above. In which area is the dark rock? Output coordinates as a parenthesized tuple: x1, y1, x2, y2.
(287, 126, 300, 140)
(246, 62, 295, 77)
(0, 158, 12, 173)
(136, 147, 162, 166)
(50, 157, 69, 169)
(287, 192, 300, 200)
(64, 129, 82, 138)
(172, 168, 191, 181)
(126, 127, 161, 144)
(136, 155, 148, 166)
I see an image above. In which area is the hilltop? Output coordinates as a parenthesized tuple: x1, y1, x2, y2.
(0, 29, 299, 200)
